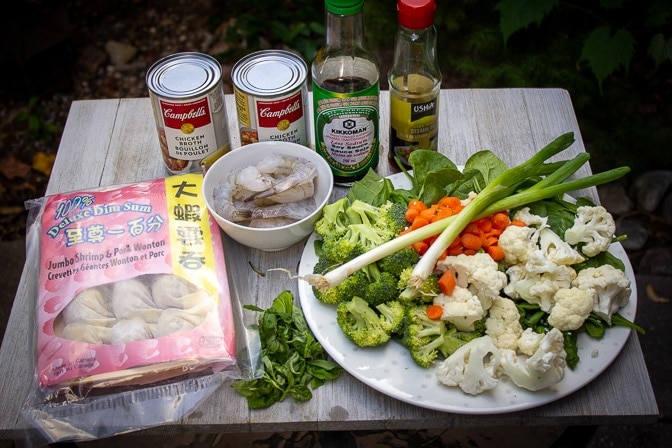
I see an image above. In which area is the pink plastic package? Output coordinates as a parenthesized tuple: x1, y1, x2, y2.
(34, 173, 236, 390)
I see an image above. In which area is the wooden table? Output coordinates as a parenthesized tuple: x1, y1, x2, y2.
(0, 89, 659, 442)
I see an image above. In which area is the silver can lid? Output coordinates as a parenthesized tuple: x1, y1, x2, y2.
(232, 50, 307, 96)
(146, 52, 222, 99)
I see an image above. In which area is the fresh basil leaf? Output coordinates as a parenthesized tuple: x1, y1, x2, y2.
(232, 291, 342, 409)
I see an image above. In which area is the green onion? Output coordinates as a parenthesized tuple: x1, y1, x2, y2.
(304, 133, 630, 293)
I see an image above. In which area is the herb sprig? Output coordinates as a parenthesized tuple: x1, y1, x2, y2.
(232, 291, 342, 409)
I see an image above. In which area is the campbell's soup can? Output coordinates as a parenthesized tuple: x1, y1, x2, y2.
(231, 50, 308, 146)
(147, 52, 231, 174)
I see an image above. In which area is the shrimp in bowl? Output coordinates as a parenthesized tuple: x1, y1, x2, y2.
(203, 142, 333, 251)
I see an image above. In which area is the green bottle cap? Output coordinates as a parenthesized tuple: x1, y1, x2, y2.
(325, 0, 364, 15)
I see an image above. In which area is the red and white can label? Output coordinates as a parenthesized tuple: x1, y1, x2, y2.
(160, 97, 217, 160)
(235, 88, 307, 146)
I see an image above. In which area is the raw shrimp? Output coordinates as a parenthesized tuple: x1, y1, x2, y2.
(248, 197, 316, 221)
(251, 182, 315, 205)
(213, 173, 256, 222)
(212, 154, 319, 226)
(245, 154, 317, 203)
(248, 217, 297, 228)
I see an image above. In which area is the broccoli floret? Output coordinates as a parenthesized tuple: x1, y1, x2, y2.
(378, 247, 420, 277)
(398, 268, 440, 303)
(346, 200, 407, 240)
(376, 301, 406, 334)
(314, 197, 350, 239)
(313, 286, 341, 305)
(313, 269, 369, 305)
(320, 235, 366, 264)
(336, 296, 392, 347)
(440, 323, 485, 357)
(401, 305, 448, 368)
(338, 270, 369, 300)
(364, 271, 400, 306)
(312, 255, 336, 275)
(400, 305, 483, 368)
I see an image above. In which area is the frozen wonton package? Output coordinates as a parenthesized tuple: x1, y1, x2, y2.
(19, 173, 263, 444)
(32, 174, 239, 390)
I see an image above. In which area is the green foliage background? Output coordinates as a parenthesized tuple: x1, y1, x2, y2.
(213, 0, 671, 178)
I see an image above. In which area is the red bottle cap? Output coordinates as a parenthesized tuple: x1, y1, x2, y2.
(397, 0, 436, 29)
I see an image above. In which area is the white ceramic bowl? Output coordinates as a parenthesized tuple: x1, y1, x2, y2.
(203, 141, 334, 251)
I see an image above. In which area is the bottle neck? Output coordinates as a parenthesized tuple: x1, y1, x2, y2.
(325, 9, 365, 50)
(390, 24, 441, 79)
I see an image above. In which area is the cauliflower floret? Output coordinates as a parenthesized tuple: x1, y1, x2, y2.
(504, 261, 576, 312)
(486, 296, 523, 350)
(436, 253, 507, 310)
(548, 287, 593, 331)
(434, 286, 486, 331)
(572, 264, 631, 324)
(435, 335, 501, 395)
(498, 328, 567, 391)
(498, 224, 537, 265)
(525, 248, 567, 274)
(564, 205, 616, 257)
(517, 328, 545, 356)
(527, 327, 567, 373)
(538, 228, 585, 266)
(513, 207, 548, 228)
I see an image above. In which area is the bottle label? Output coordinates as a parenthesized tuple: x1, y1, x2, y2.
(390, 93, 439, 166)
(313, 81, 380, 180)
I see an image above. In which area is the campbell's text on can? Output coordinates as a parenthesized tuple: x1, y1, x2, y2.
(147, 52, 231, 173)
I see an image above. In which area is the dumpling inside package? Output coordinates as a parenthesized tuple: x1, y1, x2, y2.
(33, 174, 236, 390)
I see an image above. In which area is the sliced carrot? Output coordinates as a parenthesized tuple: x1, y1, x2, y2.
(488, 228, 503, 237)
(486, 245, 505, 262)
(408, 199, 427, 211)
(438, 271, 457, 295)
(476, 218, 493, 233)
(435, 208, 454, 220)
(405, 207, 420, 224)
(483, 235, 499, 248)
(426, 305, 444, 320)
(491, 212, 511, 230)
(448, 236, 461, 248)
(510, 219, 527, 227)
(412, 241, 429, 255)
(419, 207, 437, 221)
(447, 245, 463, 256)
(410, 216, 430, 230)
(463, 222, 480, 235)
(437, 196, 462, 210)
(461, 232, 483, 251)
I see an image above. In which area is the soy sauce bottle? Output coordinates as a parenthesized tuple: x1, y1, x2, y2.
(388, 0, 441, 170)
(312, 0, 380, 185)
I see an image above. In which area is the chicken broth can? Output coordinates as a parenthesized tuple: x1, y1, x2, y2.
(147, 52, 231, 174)
(232, 50, 308, 146)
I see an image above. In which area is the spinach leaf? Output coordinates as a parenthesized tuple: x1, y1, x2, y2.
(463, 150, 508, 185)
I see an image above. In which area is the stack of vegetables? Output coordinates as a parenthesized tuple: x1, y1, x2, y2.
(304, 132, 644, 395)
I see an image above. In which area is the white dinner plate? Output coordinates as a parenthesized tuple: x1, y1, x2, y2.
(297, 172, 638, 414)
